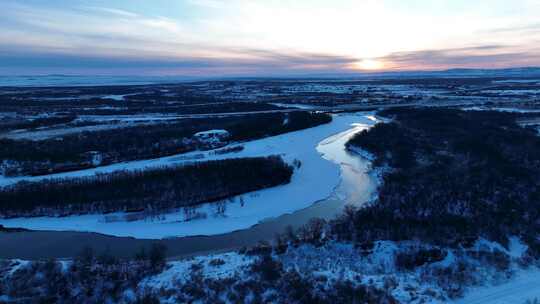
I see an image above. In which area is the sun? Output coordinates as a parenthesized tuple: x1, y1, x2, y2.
(354, 59, 384, 70)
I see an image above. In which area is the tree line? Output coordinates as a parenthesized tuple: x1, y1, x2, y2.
(0, 112, 331, 176)
(339, 108, 540, 253)
(0, 156, 293, 217)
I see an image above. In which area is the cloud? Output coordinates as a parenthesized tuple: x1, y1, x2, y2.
(0, 46, 360, 76)
(1, 1, 540, 76)
(81, 6, 139, 18)
(0, 2, 199, 58)
(187, 0, 224, 9)
(140, 17, 181, 32)
(2, 42, 539, 76)
(487, 23, 540, 33)
(378, 45, 540, 70)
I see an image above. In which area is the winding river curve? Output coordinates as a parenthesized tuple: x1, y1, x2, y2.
(0, 114, 377, 260)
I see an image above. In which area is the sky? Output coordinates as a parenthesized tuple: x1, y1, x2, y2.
(1, 0, 539, 76)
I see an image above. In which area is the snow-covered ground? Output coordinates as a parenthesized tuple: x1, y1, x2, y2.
(2, 236, 538, 303)
(463, 106, 540, 113)
(283, 83, 368, 94)
(1, 122, 138, 140)
(0, 113, 376, 239)
(279, 237, 538, 304)
(140, 252, 255, 291)
(76, 114, 188, 123)
(0, 75, 191, 87)
(481, 89, 540, 96)
(269, 102, 318, 110)
(492, 79, 540, 84)
(453, 269, 540, 304)
(103, 94, 137, 101)
(137, 237, 540, 304)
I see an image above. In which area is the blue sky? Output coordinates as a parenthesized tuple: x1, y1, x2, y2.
(1, 0, 539, 76)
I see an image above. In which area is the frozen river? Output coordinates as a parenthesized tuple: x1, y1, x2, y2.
(0, 113, 378, 259)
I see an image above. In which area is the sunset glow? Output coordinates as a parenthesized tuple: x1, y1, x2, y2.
(354, 59, 385, 71)
(1, 0, 539, 76)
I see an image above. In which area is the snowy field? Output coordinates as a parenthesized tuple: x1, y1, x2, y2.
(141, 237, 540, 303)
(463, 106, 540, 113)
(269, 102, 318, 110)
(2, 237, 539, 303)
(0, 113, 376, 239)
(453, 269, 540, 304)
(492, 79, 540, 84)
(1, 122, 139, 140)
(0, 75, 191, 87)
(140, 252, 256, 291)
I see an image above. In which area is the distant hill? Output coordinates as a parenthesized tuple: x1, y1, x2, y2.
(227, 67, 540, 81)
(0, 75, 196, 87)
(2, 67, 540, 87)
(440, 67, 540, 76)
(354, 67, 540, 79)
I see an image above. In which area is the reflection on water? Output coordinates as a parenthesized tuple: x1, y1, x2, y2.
(316, 123, 375, 209)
